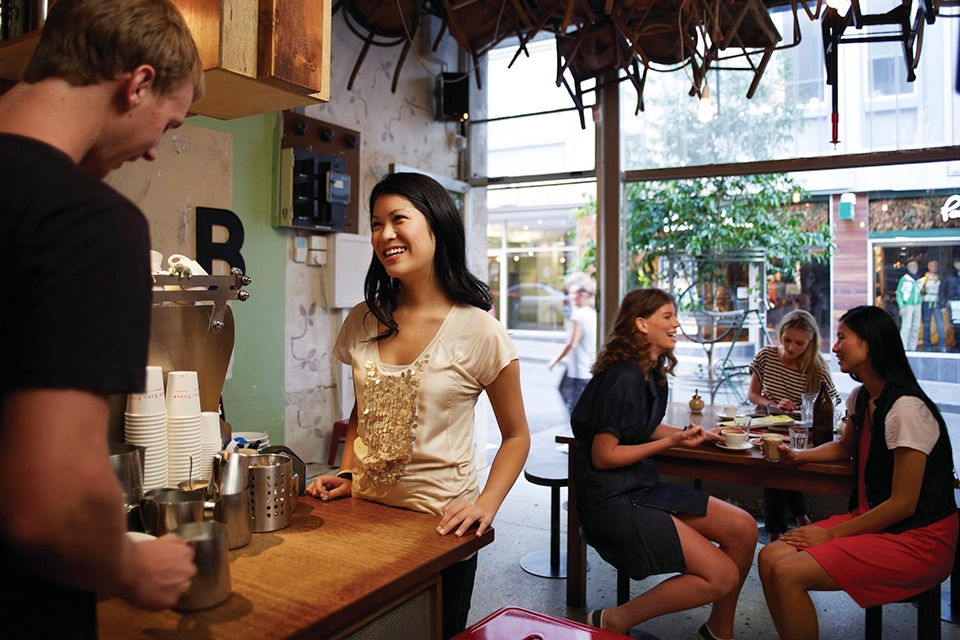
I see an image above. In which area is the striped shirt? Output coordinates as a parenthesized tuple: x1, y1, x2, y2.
(749, 345, 841, 406)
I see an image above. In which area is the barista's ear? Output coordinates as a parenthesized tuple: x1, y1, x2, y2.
(122, 64, 157, 109)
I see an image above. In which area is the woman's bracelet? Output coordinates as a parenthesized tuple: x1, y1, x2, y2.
(336, 469, 353, 480)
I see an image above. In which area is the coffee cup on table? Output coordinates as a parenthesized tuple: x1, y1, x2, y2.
(721, 428, 747, 448)
(762, 433, 782, 462)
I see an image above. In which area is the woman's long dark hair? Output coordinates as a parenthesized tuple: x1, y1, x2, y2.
(364, 172, 492, 340)
(592, 288, 678, 382)
(838, 305, 932, 403)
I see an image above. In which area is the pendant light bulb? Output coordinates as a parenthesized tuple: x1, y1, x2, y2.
(697, 84, 713, 123)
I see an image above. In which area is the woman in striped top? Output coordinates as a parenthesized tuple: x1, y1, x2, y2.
(748, 310, 841, 541)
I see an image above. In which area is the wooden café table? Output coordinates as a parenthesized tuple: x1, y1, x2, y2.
(556, 402, 854, 606)
(98, 495, 493, 639)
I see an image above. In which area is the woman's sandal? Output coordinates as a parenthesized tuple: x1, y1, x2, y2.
(587, 609, 605, 629)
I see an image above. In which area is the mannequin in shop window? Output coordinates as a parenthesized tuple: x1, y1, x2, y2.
(896, 260, 922, 351)
(945, 259, 960, 353)
(920, 261, 947, 352)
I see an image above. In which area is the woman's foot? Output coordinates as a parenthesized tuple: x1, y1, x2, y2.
(697, 623, 733, 640)
(587, 609, 605, 629)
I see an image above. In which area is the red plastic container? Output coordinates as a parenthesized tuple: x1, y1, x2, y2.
(453, 606, 630, 639)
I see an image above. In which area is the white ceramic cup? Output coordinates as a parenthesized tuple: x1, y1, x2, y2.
(721, 428, 747, 448)
(722, 404, 738, 418)
(150, 250, 164, 274)
(167, 254, 207, 277)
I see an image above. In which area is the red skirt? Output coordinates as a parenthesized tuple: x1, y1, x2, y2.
(804, 512, 958, 607)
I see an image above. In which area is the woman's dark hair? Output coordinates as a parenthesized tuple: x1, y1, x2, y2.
(592, 288, 677, 381)
(364, 172, 492, 339)
(838, 305, 931, 402)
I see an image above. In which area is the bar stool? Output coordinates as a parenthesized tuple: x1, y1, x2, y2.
(327, 419, 349, 466)
(521, 460, 588, 579)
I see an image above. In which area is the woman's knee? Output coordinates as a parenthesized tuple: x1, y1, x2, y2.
(758, 545, 796, 590)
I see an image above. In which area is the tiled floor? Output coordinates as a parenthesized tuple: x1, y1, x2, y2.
(465, 425, 960, 639)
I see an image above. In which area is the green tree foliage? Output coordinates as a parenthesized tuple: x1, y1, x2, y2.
(573, 53, 833, 289)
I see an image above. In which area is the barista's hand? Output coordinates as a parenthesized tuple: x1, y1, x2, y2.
(306, 474, 351, 501)
(120, 533, 196, 610)
(438, 501, 490, 537)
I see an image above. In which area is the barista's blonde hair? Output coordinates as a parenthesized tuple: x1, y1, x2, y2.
(23, 0, 204, 101)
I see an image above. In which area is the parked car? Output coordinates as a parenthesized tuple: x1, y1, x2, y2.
(507, 283, 568, 330)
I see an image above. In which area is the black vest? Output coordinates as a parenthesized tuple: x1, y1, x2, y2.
(850, 385, 956, 534)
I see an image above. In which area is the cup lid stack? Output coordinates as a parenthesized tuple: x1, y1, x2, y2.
(166, 371, 203, 485)
(124, 365, 169, 490)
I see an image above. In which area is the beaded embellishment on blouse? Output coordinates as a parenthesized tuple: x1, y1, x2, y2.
(357, 355, 428, 488)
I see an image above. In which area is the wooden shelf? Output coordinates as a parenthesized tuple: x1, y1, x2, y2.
(0, 0, 330, 120)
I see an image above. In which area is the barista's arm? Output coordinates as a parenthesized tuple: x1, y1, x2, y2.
(0, 389, 195, 608)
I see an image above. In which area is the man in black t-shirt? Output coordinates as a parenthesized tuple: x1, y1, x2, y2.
(0, 1, 204, 637)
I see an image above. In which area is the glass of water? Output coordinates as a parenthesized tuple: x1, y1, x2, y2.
(789, 424, 810, 450)
(800, 392, 818, 425)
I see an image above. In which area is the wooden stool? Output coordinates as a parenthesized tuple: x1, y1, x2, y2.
(327, 419, 349, 465)
(521, 461, 582, 579)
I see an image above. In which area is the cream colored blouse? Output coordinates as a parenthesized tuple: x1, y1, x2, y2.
(334, 303, 517, 515)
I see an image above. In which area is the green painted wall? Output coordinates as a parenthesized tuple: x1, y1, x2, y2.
(189, 113, 286, 443)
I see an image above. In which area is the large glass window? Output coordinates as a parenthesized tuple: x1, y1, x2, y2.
(487, 182, 594, 331)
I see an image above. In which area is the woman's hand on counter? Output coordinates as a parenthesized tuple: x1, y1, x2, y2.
(437, 501, 489, 537)
(305, 474, 351, 501)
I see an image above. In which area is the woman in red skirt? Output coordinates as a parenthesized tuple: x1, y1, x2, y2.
(759, 305, 958, 640)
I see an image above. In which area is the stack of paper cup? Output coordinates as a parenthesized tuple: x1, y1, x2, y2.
(199, 412, 223, 482)
(166, 371, 203, 485)
(124, 365, 169, 490)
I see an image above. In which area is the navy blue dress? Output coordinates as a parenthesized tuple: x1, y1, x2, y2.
(571, 361, 709, 579)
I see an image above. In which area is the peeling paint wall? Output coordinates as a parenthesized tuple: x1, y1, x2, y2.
(282, 14, 465, 465)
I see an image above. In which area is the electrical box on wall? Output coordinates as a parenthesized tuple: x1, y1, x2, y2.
(327, 233, 372, 308)
(279, 148, 349, 231)
(276, 112, 360, 233)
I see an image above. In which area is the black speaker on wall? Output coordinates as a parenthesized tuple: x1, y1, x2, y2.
(437, 72, 469, 122)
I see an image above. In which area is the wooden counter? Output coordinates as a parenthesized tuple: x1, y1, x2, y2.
(99, 496, 493, 639)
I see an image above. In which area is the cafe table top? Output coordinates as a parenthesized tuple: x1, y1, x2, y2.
(555, 401, 854, 605)
(98, 495, 493, 639)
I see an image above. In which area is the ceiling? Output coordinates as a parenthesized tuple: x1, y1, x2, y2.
(337, 0, 947, 130)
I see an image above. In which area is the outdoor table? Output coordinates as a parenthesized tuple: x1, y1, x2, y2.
(556, 401, 854, 606)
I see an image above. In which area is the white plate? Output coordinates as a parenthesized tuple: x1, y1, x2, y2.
(717, 413, 738, 421)
(715, 441, 754, 451)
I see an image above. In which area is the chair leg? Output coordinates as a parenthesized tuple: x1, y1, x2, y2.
(865, 605, 882, 639)
(617, 570, 630, 605)
(917, 586, 941, 640)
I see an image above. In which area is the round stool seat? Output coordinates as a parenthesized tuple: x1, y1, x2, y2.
(524, 462, 568, 488)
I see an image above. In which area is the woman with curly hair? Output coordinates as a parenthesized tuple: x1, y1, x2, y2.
(575, 288, 758, 640)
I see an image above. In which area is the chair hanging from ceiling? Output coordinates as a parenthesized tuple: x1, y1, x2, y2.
(338, 0, 421, 92)
(556, 18, 646, 128)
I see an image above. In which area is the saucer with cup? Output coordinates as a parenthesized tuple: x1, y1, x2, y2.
(717, 427, 751, 450)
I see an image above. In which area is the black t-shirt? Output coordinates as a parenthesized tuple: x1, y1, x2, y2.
(1, 134, 152, 638)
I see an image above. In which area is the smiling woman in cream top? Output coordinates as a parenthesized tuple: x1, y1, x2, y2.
(305, 172, 530, 639)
